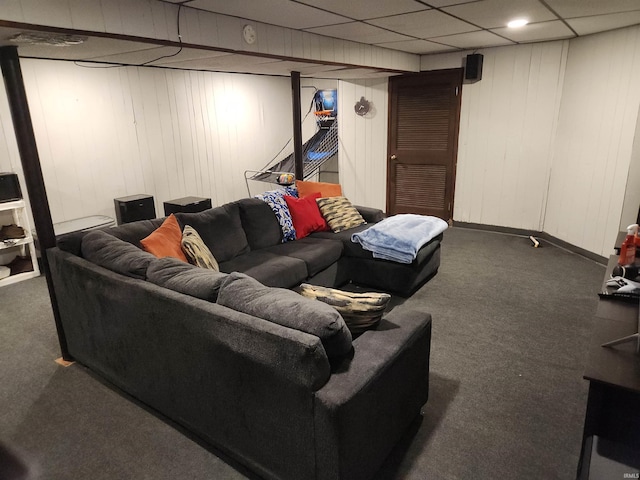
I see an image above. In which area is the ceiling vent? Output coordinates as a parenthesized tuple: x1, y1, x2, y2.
(9, 33, 87, 47)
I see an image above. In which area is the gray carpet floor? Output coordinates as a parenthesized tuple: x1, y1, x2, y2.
(0, 227, 605, 479)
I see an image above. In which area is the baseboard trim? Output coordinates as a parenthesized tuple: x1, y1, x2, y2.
(452, 221, 608, 266)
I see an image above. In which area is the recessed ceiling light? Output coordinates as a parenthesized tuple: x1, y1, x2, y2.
(507, 19, 529, 28)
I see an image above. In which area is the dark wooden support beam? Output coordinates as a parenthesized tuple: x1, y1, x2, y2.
(291, 71, 304, 181)
(0, 46, 71, 361)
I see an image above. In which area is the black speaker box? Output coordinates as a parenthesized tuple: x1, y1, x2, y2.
(114, 194, 156, 225)
(465, 53, 483, 82)
(0, 173, 22, 203)
(163, 196, 212, 216)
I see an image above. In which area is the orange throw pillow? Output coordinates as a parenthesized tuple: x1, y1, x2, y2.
(296, 180, 342, 198)
(140, 214, 188, 262)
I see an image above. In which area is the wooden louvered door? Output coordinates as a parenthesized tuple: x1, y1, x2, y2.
(387, 69, 463, 221)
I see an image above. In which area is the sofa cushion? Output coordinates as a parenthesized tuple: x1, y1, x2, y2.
(237, 198, 283, 250)
(296, 180, 342, 198)
(217, 272, 352, 359)
(316, 196, 367, 233)
(175, 203, 250, 263)
(107, 218, 165, 246)
(140, 214, 188, 262)
(263, 237, 343, 277)
(297, 284, 391, 335)
(81, 230, 156, 279)
(219, 251, 308, 289)
(147, 257, 227, 302)
(254, 189, 297, 242)
(181, 225, 219, 271)
(283, 193, 329, 239)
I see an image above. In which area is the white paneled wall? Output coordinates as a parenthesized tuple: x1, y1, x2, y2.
(620, 103, 640, 230)
(544, 26, 640, 257)
(424, 42, 568, 230)
(0, 89, 21, 174)
(421, 26, 640, 256)
(0, 77, 36, 224)
(337, 79, 388, 212)
(5, 59, 294, 222)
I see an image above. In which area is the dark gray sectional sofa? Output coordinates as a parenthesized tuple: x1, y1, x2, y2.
(48, 196, 442, 480)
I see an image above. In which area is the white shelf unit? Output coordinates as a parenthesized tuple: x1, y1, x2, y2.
(0, 200, 40, 287)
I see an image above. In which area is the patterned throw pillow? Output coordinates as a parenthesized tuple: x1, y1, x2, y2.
(181, 225, 219, 271)
(316, 196, 366, 233)
(254, 188, 298, 242)
(297, 283, 391, 335)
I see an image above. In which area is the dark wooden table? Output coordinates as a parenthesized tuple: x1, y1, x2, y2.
(578, 255, 640, 477)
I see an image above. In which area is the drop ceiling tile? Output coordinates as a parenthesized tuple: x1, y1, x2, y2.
(491, 20, 575, 43)
(544, 0, 640, 18)
(433, 30, 515, 48)
(187, 0, 351, 29)
(443, 0, 558, 29)
(426, 0, 482, 6)
(295, 0, 429, 21)
(567, 11, 640, 36)
(306, 22, 413, 44)
(376, 39, 459, 54)
(368, 9, 478, 38)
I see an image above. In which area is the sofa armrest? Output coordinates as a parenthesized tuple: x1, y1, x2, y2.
(313, 307, 431, 480)
(354, 205, 386, 223)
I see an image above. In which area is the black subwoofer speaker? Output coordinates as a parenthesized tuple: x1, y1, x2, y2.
(114, 194, 155, 225)
(465, 53, 483, 82)
(0, 173, 22, 203)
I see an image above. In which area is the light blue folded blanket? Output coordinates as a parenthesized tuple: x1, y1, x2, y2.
(351, 214, 448, 264)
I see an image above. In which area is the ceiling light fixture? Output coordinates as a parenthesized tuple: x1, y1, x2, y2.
(507, 19, 529, 28)
(9, 32, 88, 47)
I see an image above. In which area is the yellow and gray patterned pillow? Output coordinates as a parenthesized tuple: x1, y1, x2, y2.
(316, 196, 366, 233)
(181, 225, 219, 271)
(297, 283, 390, 335)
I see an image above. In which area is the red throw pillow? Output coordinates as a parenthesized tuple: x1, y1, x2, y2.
(140, 214, 188, 262)
(284, 193, 330, 239)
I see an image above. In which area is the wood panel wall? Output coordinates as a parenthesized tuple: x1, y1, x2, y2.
(0, 59, 295, 222)
(3, 26, 640, 258)
(423, 42, 568, 231)
(421, 26, 640, 257)
(544, 26, 640, 257)
(337, 78, 388, 212)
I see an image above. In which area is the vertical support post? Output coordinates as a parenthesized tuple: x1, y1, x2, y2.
(291, 71, 304, 181)
(0, 46, 71, 361)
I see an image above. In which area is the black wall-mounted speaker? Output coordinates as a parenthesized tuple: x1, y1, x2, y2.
(0, 173, 22, 203)
(465, 53, 483, 82)
(114, 194, 156, 225)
